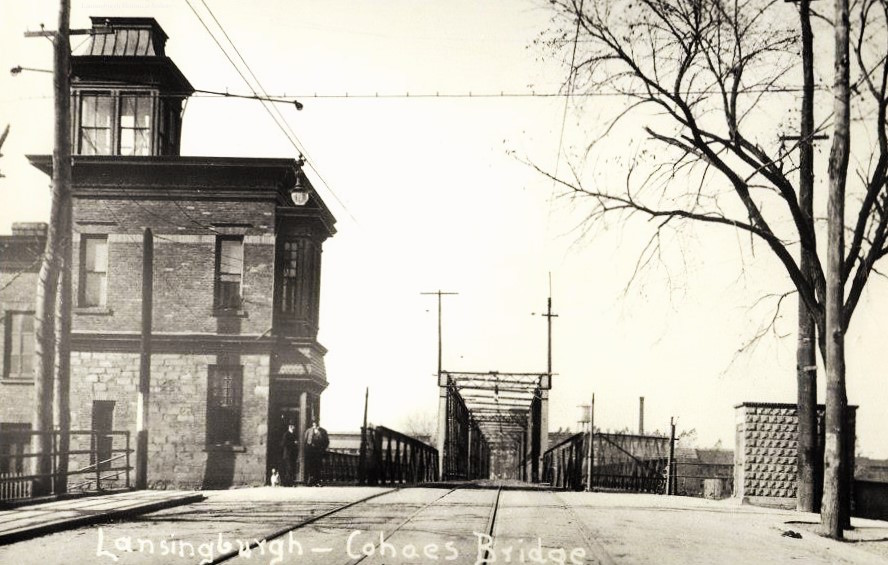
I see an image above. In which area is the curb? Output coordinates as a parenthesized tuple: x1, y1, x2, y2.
(0, 493, 205, 545)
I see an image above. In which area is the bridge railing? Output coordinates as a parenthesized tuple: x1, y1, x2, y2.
(543, 431, 673, 493)
(359, 425, 438, 486)
(320, 450, 361, 483)
(542, 432, 585, 490)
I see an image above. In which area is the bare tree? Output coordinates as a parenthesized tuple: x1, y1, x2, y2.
(0, 125, 9, 178)
(539, 0, 888, 536)
(401, 410, 437, 444)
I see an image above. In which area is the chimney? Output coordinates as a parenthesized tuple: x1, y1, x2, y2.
(639, 396, 645, 435)
(11, 222, 48, 238)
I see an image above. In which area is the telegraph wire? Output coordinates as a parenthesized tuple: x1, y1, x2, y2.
(184, 0, 357, 226)
(191, 86, 824, 99)
(549, 0, 584, 232)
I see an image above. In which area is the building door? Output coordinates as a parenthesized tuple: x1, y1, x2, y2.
(91, 401, 115, 471)
(268, 405, 300, 480)
(0, 423, 31, 474)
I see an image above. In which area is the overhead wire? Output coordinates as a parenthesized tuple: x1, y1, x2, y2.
(547, 0, 585, 238)
(184, 0, 358, 226)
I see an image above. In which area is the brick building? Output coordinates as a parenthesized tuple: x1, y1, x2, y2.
(1, 17, 336, 488)
(0, 224, 46, 474)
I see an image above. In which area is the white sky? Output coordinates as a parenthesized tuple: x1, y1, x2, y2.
(1, 0, 886, 458)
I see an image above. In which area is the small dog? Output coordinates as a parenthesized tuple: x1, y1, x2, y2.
(270, 468, 281, 487)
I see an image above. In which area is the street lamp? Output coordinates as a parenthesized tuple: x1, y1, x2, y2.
(10, 65, 52, 75)
(290, 174, 310, 206)
(290, 155, 310, 206)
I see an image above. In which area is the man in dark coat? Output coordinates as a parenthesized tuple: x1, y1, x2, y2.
(303, 419, 329, 486)
(280, 423, 298, 486)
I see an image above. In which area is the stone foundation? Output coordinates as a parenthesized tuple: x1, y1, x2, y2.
(69, 350, 271, 489)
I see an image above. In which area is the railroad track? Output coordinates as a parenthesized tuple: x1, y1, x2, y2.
(205, 483, 613, 565)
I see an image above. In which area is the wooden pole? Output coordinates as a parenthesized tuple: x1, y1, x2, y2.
(358, 387, 368, 484)
(821, 0, 850, 539)
(135, 228, 153, 489)
(666, 417, 676, 495)
(793, 0, 820, 515)
(32, 0, 71, 497)
(586, 394, 594, 491)
(53, 205, 72, 495)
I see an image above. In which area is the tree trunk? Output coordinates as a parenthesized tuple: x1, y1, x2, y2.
(821, 0, 850, 539)
(32, 0, 71, 498)
(796, 0, 819, 514)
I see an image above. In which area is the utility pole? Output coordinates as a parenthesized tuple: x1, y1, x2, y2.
(822, 0, 851, 539)
(53, 192, 72, 495)
(23, 2, 113, 497)
(420, 290, 459, 379)
(358, 387, 369, 484)
(666, 417, 676, 495)
(540, 276, 559, 384)
(533, 275, 558, 481)
(27, 0, 72, 497)
(586, 394, 594, 491)
(421, 290, 458, 481)
(136, 228, 153, 489)
(784, 0, 826, 515)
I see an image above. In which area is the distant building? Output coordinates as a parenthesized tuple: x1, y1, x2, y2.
(674, 447, 733, 498)
(0, 223, 46, 474)
(0, 17, 336, 489)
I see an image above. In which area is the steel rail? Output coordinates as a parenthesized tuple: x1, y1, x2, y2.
(206, 488, 399, 564)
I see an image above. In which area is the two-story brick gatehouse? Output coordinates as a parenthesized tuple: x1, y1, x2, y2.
(19, 17, 335, 488)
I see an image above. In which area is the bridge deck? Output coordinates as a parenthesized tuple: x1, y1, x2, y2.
(0, 486, 886, 564)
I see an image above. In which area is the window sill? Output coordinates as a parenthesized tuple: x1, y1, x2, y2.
(204, 444, 246, 453)
(0, 378, 34, 385)
(212, 308, 247, 318)
(75, 306, 113, 316)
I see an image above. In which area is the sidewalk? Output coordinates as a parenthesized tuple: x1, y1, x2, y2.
(0, 490, 203, 545)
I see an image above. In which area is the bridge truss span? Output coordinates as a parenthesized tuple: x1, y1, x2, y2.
(438, 371, 552, 482)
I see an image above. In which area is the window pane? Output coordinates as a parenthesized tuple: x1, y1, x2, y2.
(82, 237, 108, 307)
(81, 97, 96, 127)
(85, 273, 107, 306)
(207, 366, 242, 444)
(120, 95, 152, 156)
(85, 238, 108, 273)
(82, 95, 112, 128)
(132, 129, 150, 155)
(7, 312, 35, 378)
(120, 96, 151, 126)
(217, 281, 241, 309)
(119, 128, 135, 155)
(220, 239, 243, 275)
(80, 128, 112, 156)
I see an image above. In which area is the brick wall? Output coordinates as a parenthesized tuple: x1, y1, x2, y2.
(0, 229, 42, 425)
(72, 197, 277, 336)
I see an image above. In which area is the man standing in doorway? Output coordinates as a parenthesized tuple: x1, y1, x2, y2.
(280, 422, 298, 486)
(304, 419, 328, 486)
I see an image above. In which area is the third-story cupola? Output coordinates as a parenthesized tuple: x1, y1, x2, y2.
(71, 17, 194, 156)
